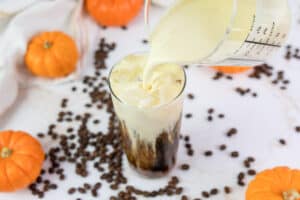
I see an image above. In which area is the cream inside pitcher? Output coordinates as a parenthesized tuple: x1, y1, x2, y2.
(145, 0, 291, 68)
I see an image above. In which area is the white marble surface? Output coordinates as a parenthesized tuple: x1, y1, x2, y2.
(1, 1, 300, 200)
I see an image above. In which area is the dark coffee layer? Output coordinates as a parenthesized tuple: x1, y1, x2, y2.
(120, 118, 181, 177)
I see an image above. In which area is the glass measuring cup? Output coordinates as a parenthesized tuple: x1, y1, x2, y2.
(145, 0, 291, 67)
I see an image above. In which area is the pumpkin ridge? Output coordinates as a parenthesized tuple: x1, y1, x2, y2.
(51, 42, 75, 71)
(7, 159, 32, 182)
(8, 133, 28, 149)
(274, 167, 291, 192)
(288, 170, 300, 192)
(0, 131, 13, 147)
(52, 49, 75, 76)
(3, 161, 15, 191)
(48, 47, 66, 75)
(14, 152, 43, 164)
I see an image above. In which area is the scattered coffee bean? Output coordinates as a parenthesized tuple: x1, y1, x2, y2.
(224, 186, 232, 194)
(204, 151, 213, 157)
(68, 188, 76, 195)
(247, 169, 256, 176)
(207, 116, 213, 121)
(210, 188, 219, 195)
(180, 164, 190, 171)
(219, 144, 227, 151)
(218, 114, 225, 118)
(202, 191, 210, 198)
(226, 128, 238, 137)
(279, 139, 286, 145)
(208, 108, 214, 114)
(230, 151, 239, 158)
(187, 93, 195, 100)
(185, 113, 193, 119)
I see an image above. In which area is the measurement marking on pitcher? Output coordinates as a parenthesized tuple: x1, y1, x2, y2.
(245, 40, 281, 48)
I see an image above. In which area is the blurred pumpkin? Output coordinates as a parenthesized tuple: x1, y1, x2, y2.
(25, 31, 79, 78)
(212, 66, 252, 74)
(85, 0, 144, 26)
(0, 130, 44, 192)
(246, 167, 300, 200)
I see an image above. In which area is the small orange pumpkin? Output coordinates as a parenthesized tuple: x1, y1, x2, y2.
(246, 167, 300, 200)
(25, 31, 79, 78)
(85, 0, 144, 26)
(0, 130, 44, 192)
(212, 66, 252, 74)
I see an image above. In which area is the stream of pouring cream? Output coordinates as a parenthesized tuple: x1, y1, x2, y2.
(143, 0, 235, 86)
(143, 0, 255, 87)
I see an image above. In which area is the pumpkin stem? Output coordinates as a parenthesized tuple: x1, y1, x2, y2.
(283, 190, 300, 200)
(0, 147, 13, 158)
(43, 41, 53, 49)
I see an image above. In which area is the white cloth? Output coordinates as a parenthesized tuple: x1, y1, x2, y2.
(0, 0, 87, 116)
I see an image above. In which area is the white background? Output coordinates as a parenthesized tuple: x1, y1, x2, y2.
(1, 0, 300, 199)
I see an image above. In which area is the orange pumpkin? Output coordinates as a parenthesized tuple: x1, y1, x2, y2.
(85, 0, 144, 26)
(212, 66, 252, 74)
(0, 130, 44, 192)
(25, 31, 79, 78)
(246, 167, 300, 200)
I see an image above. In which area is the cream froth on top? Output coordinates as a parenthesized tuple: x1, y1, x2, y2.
(109, 54, 185, 108)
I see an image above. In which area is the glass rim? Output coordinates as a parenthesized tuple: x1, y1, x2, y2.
(108, 53, 187, 110)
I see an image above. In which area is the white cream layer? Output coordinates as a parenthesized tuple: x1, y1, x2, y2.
(110, 54, 184, 147)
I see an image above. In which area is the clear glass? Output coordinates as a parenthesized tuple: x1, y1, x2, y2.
(108, 54, 186, 178)
(145, 0, 291, 67)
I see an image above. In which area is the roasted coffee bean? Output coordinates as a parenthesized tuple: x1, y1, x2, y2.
(218, 114, 225, 118)
(207, 116, 213, 121)
(121, 26, 127, 30)
(202, 191, 210, 198)
(37, 133, 45, 138)
(224, 186, 232, 194)
(219, 144, 227, 151)
(181, 195, 189, 200)
(187, 93, 195, 99)
(184, 136, 190, 142)
(208, 108, 214, 114)
(187, 149, 194, 156)
(247, 157, 255, 162)
(78, 187, 86, 194)
(180, 164, 190, 171)
(279, 139, 286, 145)
(204, 151, 213, 157)
(230, 151, 239, 158)
(238, 180, 245, 186)
(91, 189, 98, 197)
(226, 128, 238, 137)
(185, 113, 193, 119)
(248, 169, 256, 176)
(238, 172, 245, 180)
(210, 188, 219, 195)
(84, 183, 91, 190)
(71, 86, 77, 92)
(68, 188, 76, 195)
(243, 160, 251, 168)
(176, 187, 183, 195)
